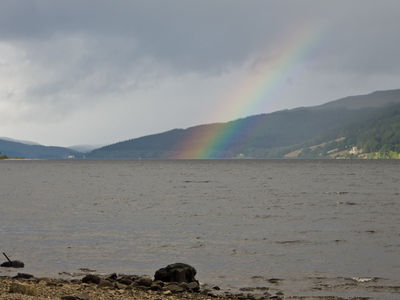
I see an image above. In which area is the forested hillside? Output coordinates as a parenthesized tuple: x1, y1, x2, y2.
(2, 89, 400, 159)
(286, 104, 400, 159)
(88, 89, 400, 159)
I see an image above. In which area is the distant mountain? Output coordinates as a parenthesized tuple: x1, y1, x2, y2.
(3, 89, 399, 159)
(88, 89, 400, 159)
(68, 144, 103, 153)
(311, 89, 400, 110)
(0, 139, 83, 159)
(0, 137, 41, 146)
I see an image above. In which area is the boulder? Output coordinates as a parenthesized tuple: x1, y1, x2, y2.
(154, 263, 197, 283)
(1, 260, 24, 268)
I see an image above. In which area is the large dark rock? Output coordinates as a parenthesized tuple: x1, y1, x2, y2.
(154, 263, 197, 283)
(1, 260, 24, 268)
(81, 274, 101, 284)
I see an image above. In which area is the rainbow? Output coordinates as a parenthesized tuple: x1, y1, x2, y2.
(175, 26, 322, 159)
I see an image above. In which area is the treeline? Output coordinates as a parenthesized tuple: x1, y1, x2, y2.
(354, 107, 400, 153)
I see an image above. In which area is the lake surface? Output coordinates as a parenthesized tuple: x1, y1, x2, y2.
(0, 160, 399, 299)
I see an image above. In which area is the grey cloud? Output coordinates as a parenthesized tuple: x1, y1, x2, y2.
(1, 0, 400, 145)
(13, 34, 162, 107)
(1, 1, 398, 75)
(1, 0, 399, 90)
(0, 1, 370, 71)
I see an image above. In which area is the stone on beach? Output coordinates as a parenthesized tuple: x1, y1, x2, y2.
(150, 280, 164, 291)
(154, 263, 198, 283)
(135, 276, 153, 287)
(0, 260, 25, 268)
(13, 273, 34, 279)
(187, 281, 200, 292)
(81, 274, 101, 284)
(97, 279, 114, 288)
(117, 276, 134, 285)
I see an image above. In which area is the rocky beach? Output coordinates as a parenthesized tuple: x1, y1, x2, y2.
(0, 263, 282, 300)
(0, 271, 375, 300)
(1, 256, 398, 300)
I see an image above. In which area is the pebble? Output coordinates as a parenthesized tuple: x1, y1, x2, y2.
(13, 272, 34, 279)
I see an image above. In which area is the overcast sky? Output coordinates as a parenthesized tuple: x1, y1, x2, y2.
(1, 0, 399, 147)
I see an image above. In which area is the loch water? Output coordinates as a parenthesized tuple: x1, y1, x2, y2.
(0, 160, 399, 299)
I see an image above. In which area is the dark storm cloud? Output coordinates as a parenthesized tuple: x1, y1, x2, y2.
(1, 0, 400, 145)
(1, 0, 399, 73)
(1, 1, 282, 71)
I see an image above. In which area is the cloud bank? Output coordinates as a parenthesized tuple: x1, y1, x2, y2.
(0, 0, 399, 146)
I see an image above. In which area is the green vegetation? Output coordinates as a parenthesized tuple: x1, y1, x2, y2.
(285, 104, 400, 159)
(353, 107, 400, 154)
(2, 90, 399, 160)
(0, 152, 8, 159)
(89, 108, 378, 159)
(78, 89, 400, 159)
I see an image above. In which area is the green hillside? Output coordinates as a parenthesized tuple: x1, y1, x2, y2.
(4, 89, 399, 160)
(88, 108, 370, 159)
(285, 104, 400, 159)
(88, 89, 400, 159)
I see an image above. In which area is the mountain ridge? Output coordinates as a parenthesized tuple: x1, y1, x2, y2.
(0, 138, 83, 159)
(2, 89, 400, 159)
(88, 89, 400, 159)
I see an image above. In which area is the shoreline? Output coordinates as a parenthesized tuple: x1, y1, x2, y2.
(0, 272, 282, 300)
(0, 259, 397, 299)
(0, 272, 386, 300)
